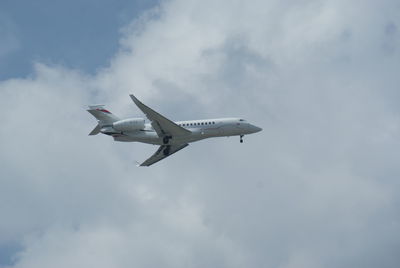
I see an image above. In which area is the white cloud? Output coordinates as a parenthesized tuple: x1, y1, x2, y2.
(1, 0, 400, 267)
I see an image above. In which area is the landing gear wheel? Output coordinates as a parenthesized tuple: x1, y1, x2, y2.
(240, 135, 244, 143)
(163, 146, 170, 156)
(163, 136, 170, 144)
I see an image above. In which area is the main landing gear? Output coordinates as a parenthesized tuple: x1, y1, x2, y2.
(240, 135, 244, 143)
(163, 145, 170, 156)
(163, 135, 172, 144)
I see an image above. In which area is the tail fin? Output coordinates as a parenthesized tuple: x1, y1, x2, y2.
(87, 105, 119, 135)
(87, 105, 119, 123)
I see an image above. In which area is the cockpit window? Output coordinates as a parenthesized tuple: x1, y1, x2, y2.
(239, 119, 245, 122)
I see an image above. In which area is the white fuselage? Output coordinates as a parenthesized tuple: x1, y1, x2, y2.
(106, 117, 262, 145)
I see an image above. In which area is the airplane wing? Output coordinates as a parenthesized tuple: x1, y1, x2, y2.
(140, 144, 189, 166)
(130, 94, 191, 137)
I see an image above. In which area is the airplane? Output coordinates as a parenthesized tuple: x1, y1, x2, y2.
(87, 94, 262, 166)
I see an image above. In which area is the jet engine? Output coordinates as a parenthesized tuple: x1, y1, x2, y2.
(112, 118, 145, 132)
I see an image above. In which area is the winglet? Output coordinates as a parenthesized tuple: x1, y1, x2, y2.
(129, 94, 139, 105)
(129, 94, 150, 114)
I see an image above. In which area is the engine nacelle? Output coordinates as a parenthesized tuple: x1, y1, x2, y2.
(113, 118, 145, 132)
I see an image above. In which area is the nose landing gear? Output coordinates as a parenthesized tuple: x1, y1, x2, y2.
(240, 135, 244, 143)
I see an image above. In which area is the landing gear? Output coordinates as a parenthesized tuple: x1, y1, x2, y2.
(240, 135, 244, 143)
(163, 146, 170, 156)
(163, 136, 172, 144)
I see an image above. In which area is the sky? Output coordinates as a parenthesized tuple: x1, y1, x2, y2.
(1, 0, 400, 267)
(0, 0, 158, 80)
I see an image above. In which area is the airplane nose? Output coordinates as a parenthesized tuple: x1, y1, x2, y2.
(249, 124, 262, 133)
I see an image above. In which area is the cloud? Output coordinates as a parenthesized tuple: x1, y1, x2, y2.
(1, 0, 400, 267)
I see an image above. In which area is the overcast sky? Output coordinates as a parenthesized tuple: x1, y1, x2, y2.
(1, 0, 400, 267)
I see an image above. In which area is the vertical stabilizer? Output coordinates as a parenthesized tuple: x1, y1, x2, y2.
(87, 105, 120, 124)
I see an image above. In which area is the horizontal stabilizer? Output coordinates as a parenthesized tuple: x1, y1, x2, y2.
(89, 124, 101, 135)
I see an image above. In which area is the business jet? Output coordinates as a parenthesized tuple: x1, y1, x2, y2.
(87, 95, 262, 166)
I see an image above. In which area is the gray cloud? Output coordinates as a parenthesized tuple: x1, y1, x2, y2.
(1, 0, 400, 267)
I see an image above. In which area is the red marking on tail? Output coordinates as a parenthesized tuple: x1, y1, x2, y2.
(96, 108, 111, 114)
